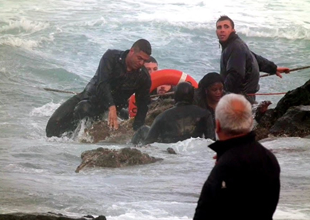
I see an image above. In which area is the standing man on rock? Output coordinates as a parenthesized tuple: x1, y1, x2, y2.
(216, 15, 290, 103)
(46, 39, 152, 137)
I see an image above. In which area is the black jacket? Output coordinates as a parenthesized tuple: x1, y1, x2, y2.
(143, 102, 215, 144)
(194, 132, 281, 220)
(84, 49, 151, 130)
(220, 33, 277, 95)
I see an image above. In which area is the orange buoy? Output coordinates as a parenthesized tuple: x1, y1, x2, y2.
(128, 69, 198, 118)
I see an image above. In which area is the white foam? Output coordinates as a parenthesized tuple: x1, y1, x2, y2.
(30, 102, 61, 117)
(0, 18, 49, 34)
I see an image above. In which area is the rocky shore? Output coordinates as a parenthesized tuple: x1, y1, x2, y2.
(0, 213, 106, 220)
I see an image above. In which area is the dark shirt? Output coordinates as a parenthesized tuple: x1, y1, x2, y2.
(220, 33, 277, 95)
(194, 131, 281, 220)
(193, 89, 216, 128)
(143, 102, 215, 144)
(84, 49, 151, 130)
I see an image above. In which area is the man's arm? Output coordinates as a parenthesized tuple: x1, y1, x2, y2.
(142, 117, 161, 145)
(224, 46, 247, 93)
(133, 73, 151, 130)
(202, 113, 215, 140)
(252, 52, 277, 75)
(194, 166, 224, 220)
(95, 49, 116, 108)
(95, 49, 119, 129)
(252, 52, 290, 78)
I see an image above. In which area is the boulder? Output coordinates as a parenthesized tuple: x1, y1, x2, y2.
(269, 105, 310, 137)
(75, 147, 163, 173)
(80, 98, 174, 144)
(254, 79, 310, 140)
(0, 212, 106, 220)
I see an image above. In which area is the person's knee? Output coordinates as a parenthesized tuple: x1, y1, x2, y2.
(131, 125, 150, 145)
(73, 100, 93, 119)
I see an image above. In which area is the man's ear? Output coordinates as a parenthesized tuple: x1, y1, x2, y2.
(215, 119, 221, 133)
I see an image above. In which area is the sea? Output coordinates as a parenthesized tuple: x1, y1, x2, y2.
(1, 0, 310, 219)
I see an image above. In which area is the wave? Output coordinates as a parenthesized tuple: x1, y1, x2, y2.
(0, 18, 49, 34)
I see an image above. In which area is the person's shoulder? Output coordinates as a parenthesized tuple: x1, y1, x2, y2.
(140, 66, 151, 81)
(190, 104, 210, 115)
(103, 49, 123, 58)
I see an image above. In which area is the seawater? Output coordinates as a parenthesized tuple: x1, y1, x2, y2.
(0, 0, 310, 219)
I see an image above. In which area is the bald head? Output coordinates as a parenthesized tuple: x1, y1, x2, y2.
(215, 94, 253, 136)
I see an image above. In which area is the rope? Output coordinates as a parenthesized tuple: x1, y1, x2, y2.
(260, 65, 310, 78)
(247, 92, 287, 96)
(43, 87, 77, 94)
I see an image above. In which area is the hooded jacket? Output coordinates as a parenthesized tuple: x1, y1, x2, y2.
(220, 33, 277, 95)
(194, 131, 281, 220)
(142, 102, 215, 144)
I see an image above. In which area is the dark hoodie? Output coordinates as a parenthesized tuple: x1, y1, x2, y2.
(219, 33, 277, 101)
(142, 101, 215, 144)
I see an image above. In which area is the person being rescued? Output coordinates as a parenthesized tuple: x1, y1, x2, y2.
(194, 72, 225, 128)
(145, 56, 175, 99)
(131, 81, 215, 145)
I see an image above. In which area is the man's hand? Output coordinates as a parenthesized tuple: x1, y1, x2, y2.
(275, 67, 290, 78)
(108, 105, 119, 130)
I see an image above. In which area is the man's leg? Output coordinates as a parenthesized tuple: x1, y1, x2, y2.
(46, 95, 82, 137)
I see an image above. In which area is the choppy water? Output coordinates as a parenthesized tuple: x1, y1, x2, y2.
(0, 0, 310, 219)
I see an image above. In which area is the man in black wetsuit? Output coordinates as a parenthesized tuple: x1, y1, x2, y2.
(216, 15, 290, 103)
(131, 82, 215, 145)
(46, 39, 152, 137)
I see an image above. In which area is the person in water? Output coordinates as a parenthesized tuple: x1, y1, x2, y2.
(193, 93, 281, 220)
(216, 15, 290, 103)
(144, 56, 175, 97)
(194, 72, 224, 127)
(46, 39, 152, 137)
(131, 82, 215, 145)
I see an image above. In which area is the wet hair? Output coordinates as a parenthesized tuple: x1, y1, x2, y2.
(174, 82, 194, 104)
(145, 55, 157, 64)
(199, 72, 224, 90)
(131, 39, 152, 55)
(216, 15, 235, 29)
(215, 94, 253, 136)
(198, 72, 224, 100)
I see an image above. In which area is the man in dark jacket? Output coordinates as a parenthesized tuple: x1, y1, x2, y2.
(131, 82, 215, 145)
(216, 15, 290, 103)
(193, 93, 281, 220)
(46, 39, 152, 137)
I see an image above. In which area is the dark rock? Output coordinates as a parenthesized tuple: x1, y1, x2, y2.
(269, 105, 310, 137)
(254, 79, 310, 140)
(75, 147, 163, 172)
(81, 98, 174, 144)
(0, 213, 106, 220)
(167, 147, 177, 154)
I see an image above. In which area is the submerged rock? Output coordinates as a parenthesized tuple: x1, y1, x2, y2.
(0, 212, 106, 220)
(75, 147, 163, 173)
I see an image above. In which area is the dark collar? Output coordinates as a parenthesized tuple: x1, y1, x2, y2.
(175, 101, 191, 106)
(209, 131, 256, 156)
(119, 50, 129, 72)
(219, 32, 239, 49)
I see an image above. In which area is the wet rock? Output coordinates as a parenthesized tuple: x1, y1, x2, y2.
(81, 98, 174, 144)
(0, 212, 106, 220)
(167, 147, 177, 154)
(269, 105, 310, 137)
(254, 79, 310, 140)
(75, 147, 163, 173)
